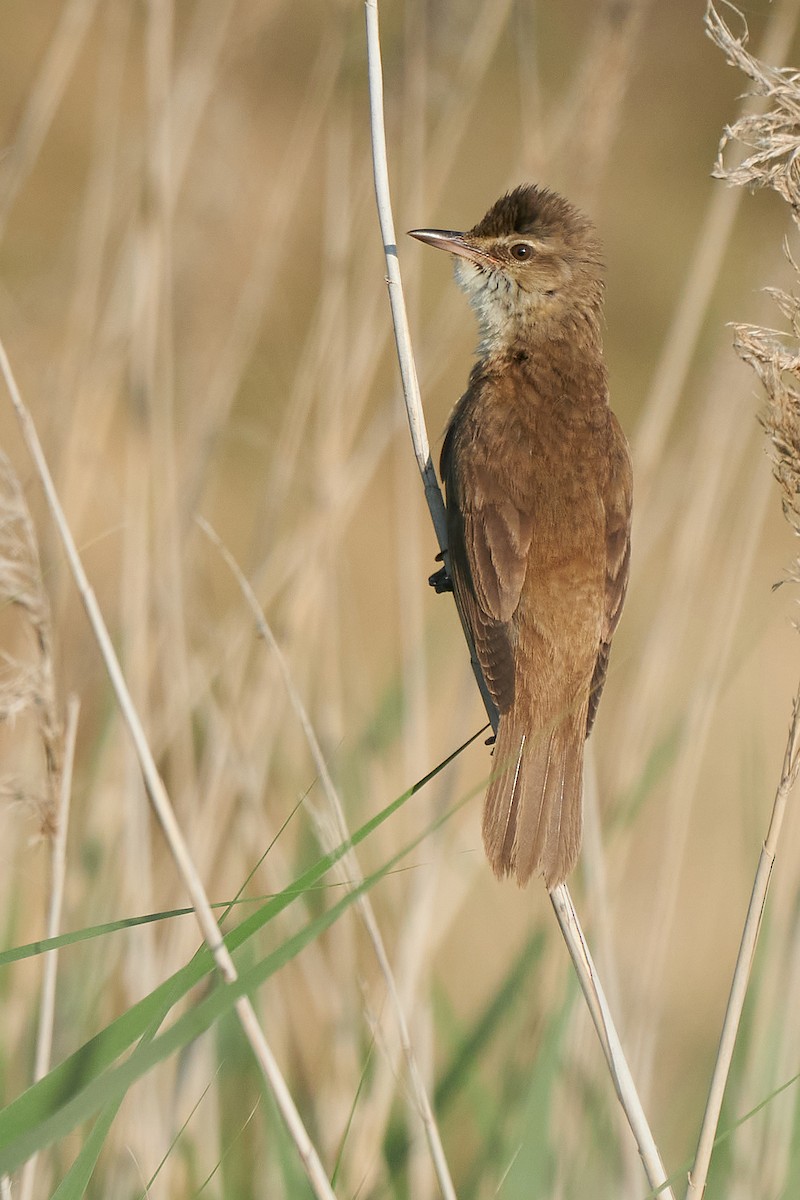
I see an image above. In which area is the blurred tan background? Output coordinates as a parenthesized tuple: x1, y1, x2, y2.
(2, 1, 800, 1196)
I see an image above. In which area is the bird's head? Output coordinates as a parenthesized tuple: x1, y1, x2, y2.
(409, 184, 604, 355)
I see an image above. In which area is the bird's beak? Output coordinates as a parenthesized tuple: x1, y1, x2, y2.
(408, 228, 496, 267)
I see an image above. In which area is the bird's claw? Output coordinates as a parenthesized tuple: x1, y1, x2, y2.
(428, 564, 453, 593)
(429, 554, 453, 593)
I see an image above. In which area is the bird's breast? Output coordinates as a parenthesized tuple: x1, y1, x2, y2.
(449, 367, 611, 590)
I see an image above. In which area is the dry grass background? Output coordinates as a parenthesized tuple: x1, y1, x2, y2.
(2, 0, 800, 1197)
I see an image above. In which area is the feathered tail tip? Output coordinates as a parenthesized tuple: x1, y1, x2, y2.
(482, 706, 586, 889)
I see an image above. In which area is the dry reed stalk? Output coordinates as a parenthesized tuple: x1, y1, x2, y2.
(725, 897, 800, 1199)
(684, 6, 800, 1197)
(565, 751, 647, 1197)
(0, 340, 339, 1200)
(687, 683, 800, 1200)
(365, 1, 674, 1195)
(140, 0, 197, 809)
(117, 409, 172, 1177)
(17, 696, 79, 1200)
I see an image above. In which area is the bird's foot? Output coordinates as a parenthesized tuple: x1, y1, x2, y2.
(428, 552, 453, 594)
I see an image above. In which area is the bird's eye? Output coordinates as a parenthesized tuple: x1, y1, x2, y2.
(510, 243, 532, 261)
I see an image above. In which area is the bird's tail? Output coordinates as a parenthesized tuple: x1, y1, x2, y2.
(482, 699, 586, 889)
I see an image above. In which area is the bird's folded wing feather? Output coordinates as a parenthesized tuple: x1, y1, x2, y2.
(587, 417, 632, 733)
(444, 453, 533, 714)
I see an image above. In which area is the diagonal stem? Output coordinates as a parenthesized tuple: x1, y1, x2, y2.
(686, 683, 800, 1199)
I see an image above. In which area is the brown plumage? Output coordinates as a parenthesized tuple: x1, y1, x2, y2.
(410, 184, 632, 889)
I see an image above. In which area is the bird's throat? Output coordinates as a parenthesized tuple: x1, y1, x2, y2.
(454, 257, 602, 360)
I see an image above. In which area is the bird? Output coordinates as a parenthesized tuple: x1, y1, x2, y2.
(409, 184, 632, 890)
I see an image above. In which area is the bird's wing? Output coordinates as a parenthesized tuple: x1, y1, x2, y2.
(587, 413, 633, 734)
(442, 426, 533, 714)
